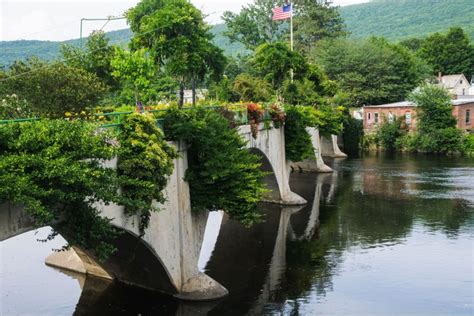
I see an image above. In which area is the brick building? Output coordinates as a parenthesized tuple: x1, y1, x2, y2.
(363, 99, 474, 133)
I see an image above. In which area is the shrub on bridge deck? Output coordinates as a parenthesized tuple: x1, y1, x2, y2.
(117, 113, 177, 235)
(0, 115, 178, 259)
(163, 106, 266, 226)
(284, 105, 321, 162)
(0, 120, 119, 260)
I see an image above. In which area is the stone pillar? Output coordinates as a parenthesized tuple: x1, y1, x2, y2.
(238, 124, 306, 206)
(290, 127, 333, 173)
(43, 142, 228, 301)
(320, 134, 348, 158)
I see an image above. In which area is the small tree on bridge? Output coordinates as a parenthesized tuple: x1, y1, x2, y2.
(127, 0, 226, 106)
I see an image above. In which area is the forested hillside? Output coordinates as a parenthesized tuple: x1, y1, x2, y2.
(2, 0, 473, 66)
(0, 26, 245, 67)
(340, 0, 474, 41)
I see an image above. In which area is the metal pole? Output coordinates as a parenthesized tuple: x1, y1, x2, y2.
(80, 18, 84, 46)
(290, 2, 294, 52)
(290, 2, 294, 83)
(79, 16, 126, 46)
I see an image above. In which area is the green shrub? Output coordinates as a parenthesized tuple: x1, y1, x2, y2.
(163, 106, 266, 226)
(0, 120, 119, 259)
(397, 128, 463, 154)
(0, 59, 107, 118)
(462, 133, 474, 154)
(117, 113, 177, 235)
(343, 116, 364, 155)
(284, 105, 317, 162)
(376, 119, 404, 151)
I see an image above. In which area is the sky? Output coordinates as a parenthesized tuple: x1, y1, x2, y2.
(0, 0, 369, 42)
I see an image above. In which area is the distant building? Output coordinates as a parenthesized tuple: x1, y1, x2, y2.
(350, 107, 363, 120)
(179, 89, 208, 104)
(363, 98, 474, 133)
(437, 73, 471, 96)
(470, 76, 474, 96)
(363, 101, 417, 132)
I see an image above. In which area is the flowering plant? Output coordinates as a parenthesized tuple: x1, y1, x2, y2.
(268, 103, 285, 129)
(247, 103, 264, 138)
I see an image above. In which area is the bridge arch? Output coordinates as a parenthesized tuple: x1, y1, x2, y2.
(249, 147, 282, 202)
(0, 202, 178, 294)
(238, 124, 306, 205)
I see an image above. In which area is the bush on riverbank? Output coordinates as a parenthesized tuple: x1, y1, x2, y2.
(365, 85, 469, 155)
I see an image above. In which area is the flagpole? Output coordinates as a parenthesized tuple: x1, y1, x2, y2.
(290, 2, 294, 52)
(290, 2, 294, 82)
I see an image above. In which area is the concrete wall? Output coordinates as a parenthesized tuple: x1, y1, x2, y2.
(320, 135, 347, 158)
(97, 142, 228, 300)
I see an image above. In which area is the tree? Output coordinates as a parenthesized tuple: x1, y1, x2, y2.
(408, 84, 456, 134)
(418, 27, 474, 79)
(222, 0, 287, 50)
(127, 0, 226, 105)
(223, 0, 346, 53)
(282, 64, 337, 105)
(0, 58, 106, 118)
(399, 37, 425, 52)
(404, 84, 463, 154)
(253, 42, 307, 90)
(292, 0, 347, 54)
(111, 48, 157, 104)
(232, 73, 272, 102)
(61, 30, 117, 88)
(314, 37, 430, 106)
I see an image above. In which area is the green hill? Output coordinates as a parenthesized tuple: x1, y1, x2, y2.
(0, 26, 245, 67)
(2, 0, 473, 66)
(340, 0, 474, 41)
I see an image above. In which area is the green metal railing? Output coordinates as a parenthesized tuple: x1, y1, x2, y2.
(0, 106, 260, 129)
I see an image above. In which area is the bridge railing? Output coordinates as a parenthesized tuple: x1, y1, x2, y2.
(0, 106, 277, 130)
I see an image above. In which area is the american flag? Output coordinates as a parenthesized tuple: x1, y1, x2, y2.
(272, 4, 292, 21)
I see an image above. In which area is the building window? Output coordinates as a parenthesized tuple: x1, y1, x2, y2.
(462, 88, 465, 95)
(466, 109, 471, 125)
(368, 112, 371, 120)
(374, 112, 379, 124)
(405, 112, 412, 125)
(388, 112, 394, 123)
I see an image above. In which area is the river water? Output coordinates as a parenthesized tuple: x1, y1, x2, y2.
(1, 153, 473, 315)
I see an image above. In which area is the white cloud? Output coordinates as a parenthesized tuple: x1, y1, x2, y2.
(0, 0, 369, 41)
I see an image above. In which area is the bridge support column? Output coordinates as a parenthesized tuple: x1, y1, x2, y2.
(239, 124, 306, 205)
(320, 134, 347, 158)
(42, 142, 228, 301)
(290, 128, 333, 173)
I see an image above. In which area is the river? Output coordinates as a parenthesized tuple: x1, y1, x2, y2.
(1, 153, 473, 315)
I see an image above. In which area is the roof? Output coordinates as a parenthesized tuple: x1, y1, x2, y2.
(364, 101, 415, 108)
(440, 74, 468, 89)
(452, 98, 474, 106)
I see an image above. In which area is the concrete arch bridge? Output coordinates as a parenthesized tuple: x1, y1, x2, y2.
(0, 123, 346, 301)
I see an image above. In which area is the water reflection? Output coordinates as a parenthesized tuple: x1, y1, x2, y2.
(1, 153, 473, 315)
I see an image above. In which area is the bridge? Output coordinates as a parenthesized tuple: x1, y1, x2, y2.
(0, 122, 346, 301)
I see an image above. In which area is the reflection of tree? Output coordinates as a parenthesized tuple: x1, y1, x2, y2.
(273, 156, 473, 312)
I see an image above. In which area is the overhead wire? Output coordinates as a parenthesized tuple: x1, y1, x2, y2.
(0, 23, 163, 82)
